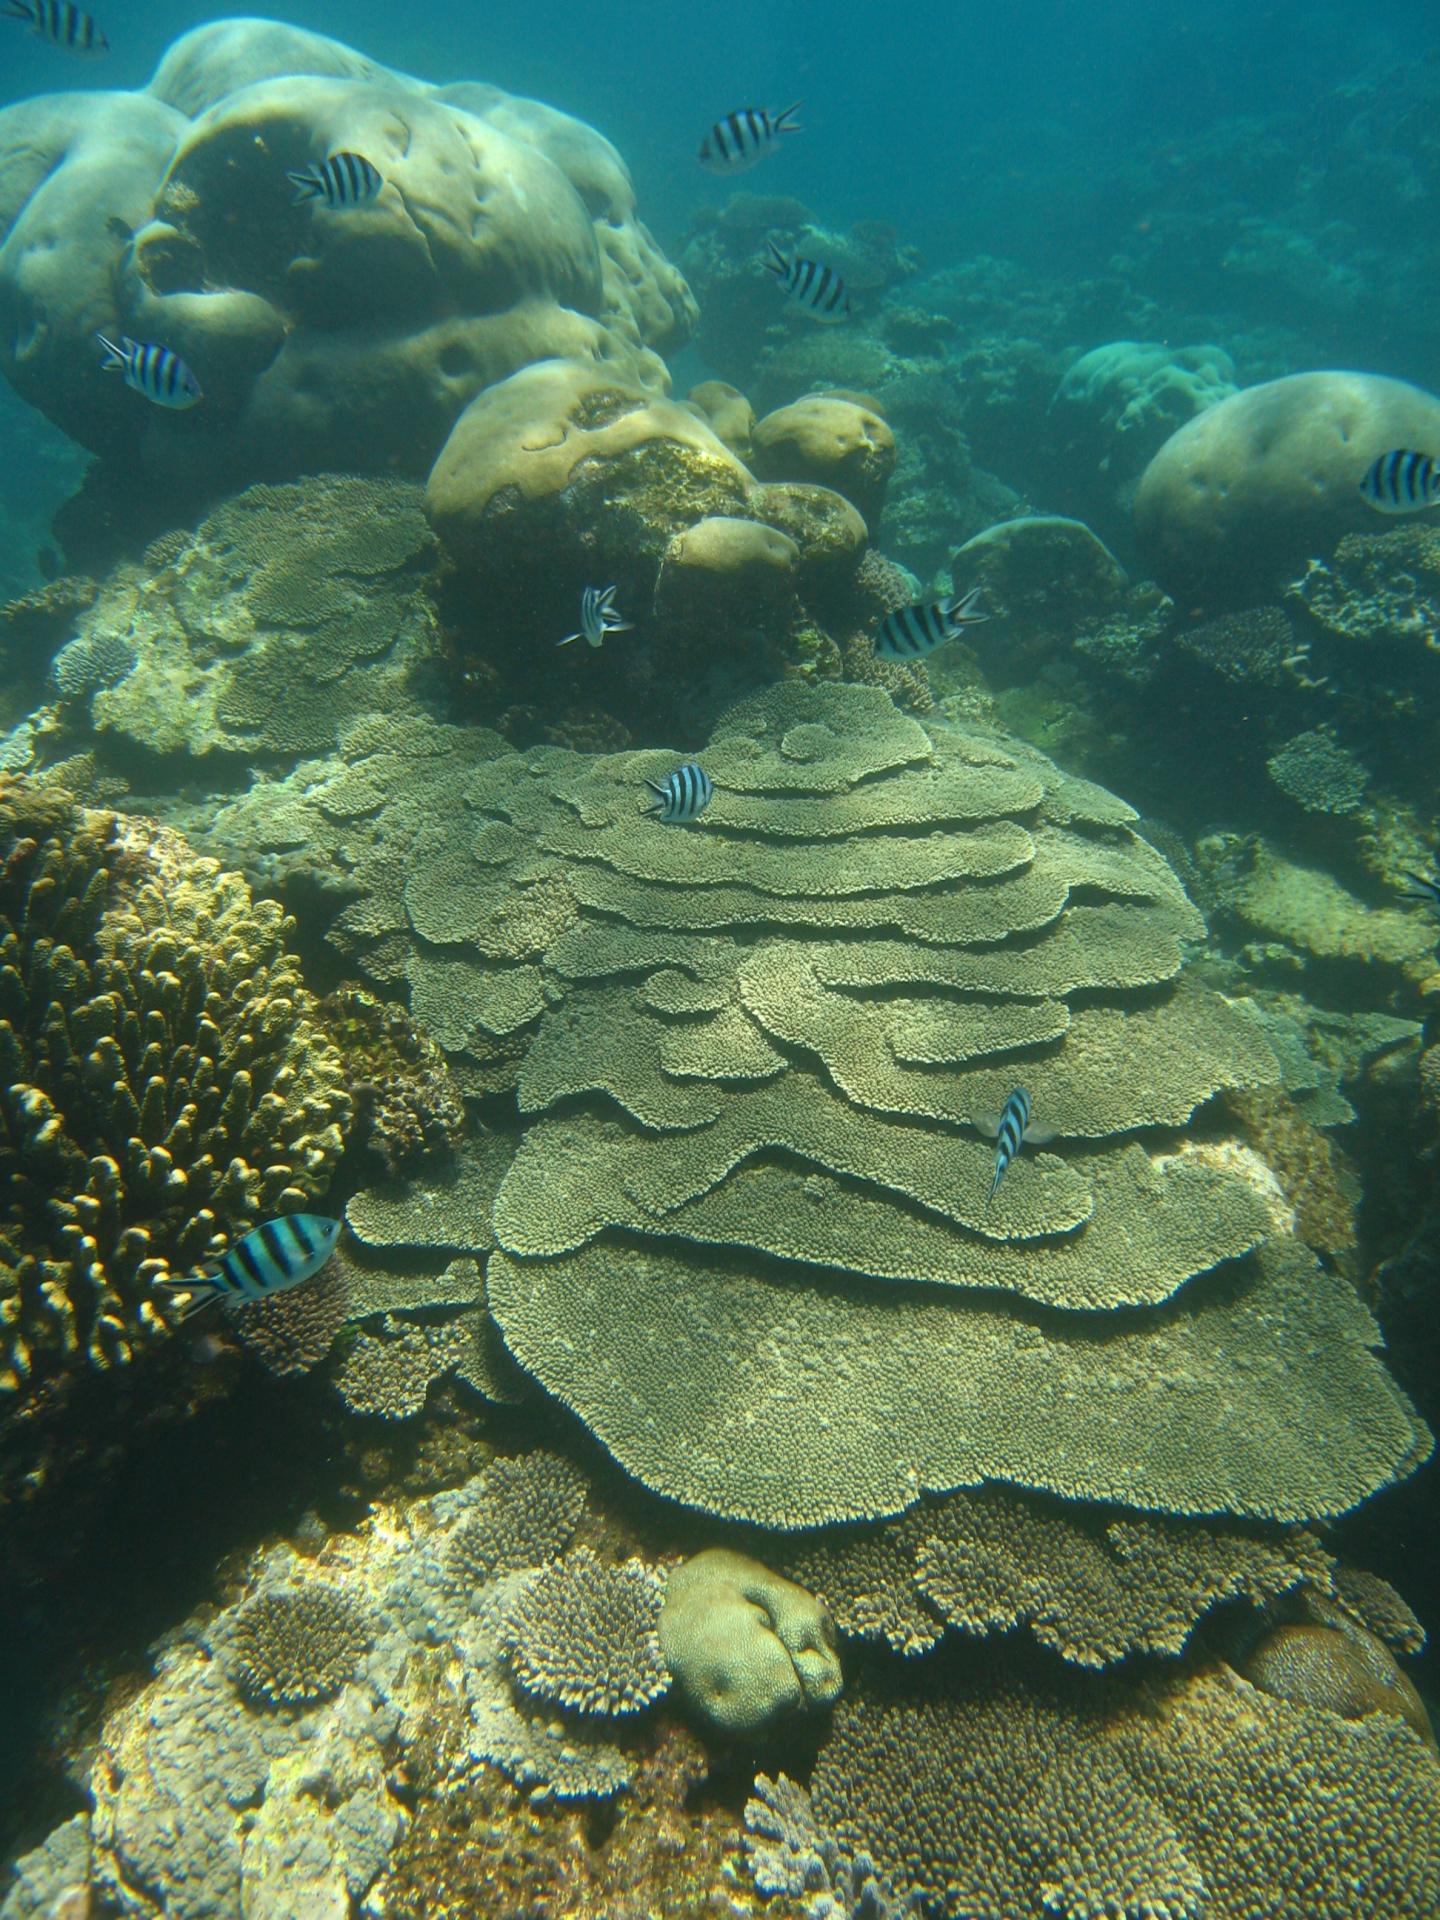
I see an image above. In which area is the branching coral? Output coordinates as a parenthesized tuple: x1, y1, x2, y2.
(499, 1548, 670, 1718)
(0, 778, 349, 1399)
(229, 1583, 375, 1708)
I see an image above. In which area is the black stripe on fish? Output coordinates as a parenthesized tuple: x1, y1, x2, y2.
(1360, 448, 1440, 513)
(234, 1236, 267, 1289)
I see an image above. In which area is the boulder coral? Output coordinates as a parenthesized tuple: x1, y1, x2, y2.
(0, 18, 694, 487)
(1133, 370, 1440, 605)
(659, 1549, 843, 1736)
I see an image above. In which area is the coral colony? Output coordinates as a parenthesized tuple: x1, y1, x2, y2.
(0, 13, 1439, 1920)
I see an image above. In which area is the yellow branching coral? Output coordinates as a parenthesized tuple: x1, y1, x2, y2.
(0, 780, 350, 1399)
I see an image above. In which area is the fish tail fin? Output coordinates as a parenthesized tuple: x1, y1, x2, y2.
(608, 618, 635, 634)
(0, 3, 32, 20)
(985, 1164, 1002, 1210)
(774, 101, 802, 133)
(153, 1270, 224, 1321)
(95, 333, 126, 372)
(643, 778, 668, 798)
(948, 584, 988, 623)
(286, 171, 321, 205)
(762, 237, 788, 276)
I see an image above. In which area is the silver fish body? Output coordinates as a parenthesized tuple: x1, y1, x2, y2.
(558, 584, 632, 650)
(874, 585, 988, 659)
(97, 334, 201, 409)
(287, 151, 384, 209)
(699, 102, 801, 173)
(1360, 449, 1440, 514)
(762, 239, 850, 323)
(3, 0, 107, 52)
(644, 763, 713, 824)
(156, 1215, 342, 1320)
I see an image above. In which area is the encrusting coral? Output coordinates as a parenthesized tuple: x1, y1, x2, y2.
(0, 776, 350, 1403)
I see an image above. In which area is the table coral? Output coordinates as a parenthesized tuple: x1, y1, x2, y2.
(0, 779, 349, 1402)
(782, 1486, 1337, 1670)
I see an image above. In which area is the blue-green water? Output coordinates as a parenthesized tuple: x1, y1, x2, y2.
(1, 5, 1438, 1915)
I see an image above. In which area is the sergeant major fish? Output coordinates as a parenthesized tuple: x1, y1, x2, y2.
(1398, 861, 1440, 914)
(699, 103, 801, 173)
(3, 0, 108, 52)
(1360, 449, 1440, 514)
(287, 151, 384, 209)
(873, 585, 988, 659)
(155, 1215, 342, 1320)
(558, 584, 632, 649)
(97, 334, 201, 409)
(762, 239, 851, 323)
(644, 763, 713, 824)
(982, 1088, 1054, 1208)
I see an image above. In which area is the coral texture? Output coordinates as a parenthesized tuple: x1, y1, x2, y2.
(0, 19, 693, 483)
(499, 1548, 670, 1718)
(229, 1583, 376, 1707)
(0, 779, 349, 1401)
(445, 1450, 589, 1587)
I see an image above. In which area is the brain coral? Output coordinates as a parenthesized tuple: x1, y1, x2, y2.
(499, 1548, 670, 1718)
(0, 778, 349, 1404)
(0, 18, 694, 485)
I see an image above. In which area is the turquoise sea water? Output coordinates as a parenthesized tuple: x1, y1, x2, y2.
(1, 4, 1440, 1913)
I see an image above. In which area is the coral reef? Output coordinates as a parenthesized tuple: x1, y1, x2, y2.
(445, 1450, 589, 1586)
(659, 1550, 843, 1737)
(779, 1485, 1337, 1669)
(80, 476, 437, 762)
(1133, 370, 1440, 604)
(1266, 727, 1370, 815)
(742, 1773, 917, 1920)
(317, 987, 464, 1177)
(0, 19, 693, 485)
(228, 1582, 376, 1708)
(0, 778, 349, 1405)
(1289, 518, 1440, 652)
(499, 1548, 670, 1718)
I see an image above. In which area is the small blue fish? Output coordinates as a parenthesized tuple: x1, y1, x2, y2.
(558, 584, 632, 650)
(97, 334, 201, 409)
(699, 103, 801, 173)
(1398, 864, 1440, 913)
(762, 239, 850, 323)
(287, 152, 384, 209)
(644, 763, 713, 824)
(1360, 449, 1440, 514)
(874, 586, 988, 660)
(156, 1215, 341, 1320)
(982, 1088, 1054, 1208)
(3, 0, 107, 52)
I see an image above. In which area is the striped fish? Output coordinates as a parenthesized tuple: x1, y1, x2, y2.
(1398, 864, 1440, 914)
(287, 151, 384, 210)
(699, 102, 801, 173)
(557, 584, 632, 650)
(982, 1088, 1053, 1208)
(1360, 449, 1440, 514)
(762, 239, 850, 323)
(156, 1215, 342, 1321)
(874, 585, 988, 660)
(96, 334, 202, 409)
(3, 0, 108, 52)
(644, 763, 713, 824)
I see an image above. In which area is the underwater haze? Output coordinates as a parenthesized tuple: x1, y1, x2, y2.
(2, 1, 1440, 1916)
